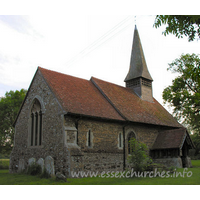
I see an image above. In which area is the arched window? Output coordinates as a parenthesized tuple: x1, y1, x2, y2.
(30, 99, 42, 146)
(127, 131, 136, 154)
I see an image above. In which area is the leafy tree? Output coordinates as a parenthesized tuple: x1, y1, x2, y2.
(0, 89, 27, 155)
(154, 15, 200, 41)
(162, 54, 200, 134)
(190, 134, 200, 157)
(127, 138, 152, 172)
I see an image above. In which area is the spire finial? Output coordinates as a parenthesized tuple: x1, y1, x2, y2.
(134, 16, 137, 26)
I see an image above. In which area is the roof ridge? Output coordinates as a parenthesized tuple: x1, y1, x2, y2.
(91, 76, 127, 90)
(39, 66, 92, 83)
(90, 77, 128, 121)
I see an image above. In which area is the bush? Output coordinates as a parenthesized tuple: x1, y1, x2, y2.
(0, 159, 9, 169)
(0, 153, 10, 159)
(27, 163, 42, 176)
(189, 149, 200, 160)
(128, 138, 152, 172)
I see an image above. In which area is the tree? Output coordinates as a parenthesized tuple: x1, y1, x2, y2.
(0, 89, 27, 155)
(154, 15, 200, 41)
(127, 138, 152, 172)
(190, 134, 200, 157)
(162, 54, 200, 134)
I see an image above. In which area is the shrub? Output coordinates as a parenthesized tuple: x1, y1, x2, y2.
(0, 159, 9, 169)
(0, 153, 10, 159)
(27, 163, 42, 176)
(128, 138, 152, 172)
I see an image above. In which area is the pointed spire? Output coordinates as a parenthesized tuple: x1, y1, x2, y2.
(124, 26, 154, 102)
(124, 26, 153, 82)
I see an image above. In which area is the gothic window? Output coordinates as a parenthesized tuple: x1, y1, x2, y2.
(30, 99, 43, 146)
(127, 131, 136, 154)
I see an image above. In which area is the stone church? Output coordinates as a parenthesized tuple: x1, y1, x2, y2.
(10, 26, 194, 176)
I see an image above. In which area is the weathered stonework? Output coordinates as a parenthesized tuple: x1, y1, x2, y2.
(37, 158, 44, 172)
(9, 70, 70, 176)
(18, 159, 25, 173)
(64, 117, 161, 175)
(45, 156, 55, 176)
(28, 157, 36, 166)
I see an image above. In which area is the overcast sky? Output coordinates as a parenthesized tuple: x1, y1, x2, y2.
(0, 14, 199, 114)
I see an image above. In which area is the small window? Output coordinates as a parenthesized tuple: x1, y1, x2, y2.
(88, 130, 91, 147)
(119, 133, 123, 148)
(87, 130, 93, 148)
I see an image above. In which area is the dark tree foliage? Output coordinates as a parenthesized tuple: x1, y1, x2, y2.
(162, 54, 200, 134)
(0, 89, 27, 155)
(154, 15, 200, 41)
(190, 134, 200, 156)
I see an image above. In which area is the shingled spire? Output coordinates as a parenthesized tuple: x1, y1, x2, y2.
(124, 25, 153, 102)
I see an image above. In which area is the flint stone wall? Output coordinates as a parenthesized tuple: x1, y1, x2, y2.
(67, 118, 160, 175)
(9, 70, 70, 176)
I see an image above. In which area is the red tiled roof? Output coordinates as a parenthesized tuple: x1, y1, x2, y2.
(39, 67, 124, 121)
(151, 128, 187, 149)
(92, 77, 182, 127)
(39, 67, 182, 127)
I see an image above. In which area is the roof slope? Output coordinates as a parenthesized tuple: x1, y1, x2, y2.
(92, 77, 182, 127)
(39, 67, 124, 121)
(39, 67, 181, 127)
(151, 128, 187, 149)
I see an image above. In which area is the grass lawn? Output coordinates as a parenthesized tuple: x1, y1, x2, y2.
(0, 160, 200, 185)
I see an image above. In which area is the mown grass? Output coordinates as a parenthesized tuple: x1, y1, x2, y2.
(0, 160, 200, 185)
